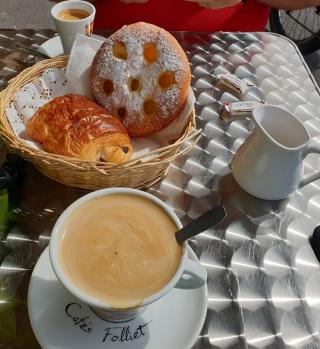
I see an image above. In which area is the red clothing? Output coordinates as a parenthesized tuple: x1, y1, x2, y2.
(94, 0, 269, 32)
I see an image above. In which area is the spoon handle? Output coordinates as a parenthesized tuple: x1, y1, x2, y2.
(175, 205, 227, 244)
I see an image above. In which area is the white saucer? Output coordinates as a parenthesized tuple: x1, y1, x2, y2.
(28, 246, 207, 349)
(39, 34, 106, 58)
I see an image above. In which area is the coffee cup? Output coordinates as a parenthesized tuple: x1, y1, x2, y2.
(51, 0, 96, 54)
(49, 188, 207, 322)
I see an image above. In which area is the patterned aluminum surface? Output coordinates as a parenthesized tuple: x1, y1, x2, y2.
(0, 30, 320, 348)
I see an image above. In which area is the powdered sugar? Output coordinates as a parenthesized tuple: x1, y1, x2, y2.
(91, 23, 190, 135)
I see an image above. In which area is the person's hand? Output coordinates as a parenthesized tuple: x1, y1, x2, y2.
(186, 0, 241, 9)
(72, 0, 149, 2)
(120, 0, 149, 3)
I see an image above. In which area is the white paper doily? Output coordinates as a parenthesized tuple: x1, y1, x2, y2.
(5, 67, 72, 150)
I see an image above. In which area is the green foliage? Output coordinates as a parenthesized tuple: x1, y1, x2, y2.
(0, 307, 16, 343)
(0, 190, 8, 241)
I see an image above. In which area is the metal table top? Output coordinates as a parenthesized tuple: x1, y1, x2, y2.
(1, 29, 320, 349)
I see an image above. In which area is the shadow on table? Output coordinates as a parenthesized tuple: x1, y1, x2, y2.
(17, 163, 89, 241)
(217, 173, 289, 219)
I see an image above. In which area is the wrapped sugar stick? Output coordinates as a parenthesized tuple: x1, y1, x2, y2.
(216, 74, 255, 96)
(220, 100, 265, 122)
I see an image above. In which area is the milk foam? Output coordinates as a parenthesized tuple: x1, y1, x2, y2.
(59, 193, 182, 308)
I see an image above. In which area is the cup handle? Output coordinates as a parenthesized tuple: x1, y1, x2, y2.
(175, 258, 207, 290)
(300, 138, 320, 188)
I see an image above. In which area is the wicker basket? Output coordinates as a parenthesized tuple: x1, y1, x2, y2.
(0, 56, 201, 190)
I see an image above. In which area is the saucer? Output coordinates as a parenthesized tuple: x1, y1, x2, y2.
(39, 34, 106, 58)
(28, 246, 207, 349)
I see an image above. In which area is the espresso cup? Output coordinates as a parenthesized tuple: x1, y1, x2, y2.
(49, 188, 207, 322)
(51, 0, 96, 54)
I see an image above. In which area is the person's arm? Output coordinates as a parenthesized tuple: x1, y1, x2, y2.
(257, 0, 320, 10)
(186, 0, 241, 8)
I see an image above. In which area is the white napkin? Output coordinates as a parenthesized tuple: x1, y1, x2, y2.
(131, 138, 160, 159)
(65, 34, 104, 98)
(151, 88, 196, 146)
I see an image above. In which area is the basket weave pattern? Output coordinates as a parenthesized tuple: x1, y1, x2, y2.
(0, 56, 201, 190)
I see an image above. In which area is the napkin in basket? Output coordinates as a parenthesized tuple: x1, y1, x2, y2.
(65, 33, 104, 98)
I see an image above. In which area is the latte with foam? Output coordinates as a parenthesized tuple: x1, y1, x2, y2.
(59, 193, 182, 308)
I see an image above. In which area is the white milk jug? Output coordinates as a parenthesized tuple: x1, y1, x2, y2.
(231, 105, 320, 200)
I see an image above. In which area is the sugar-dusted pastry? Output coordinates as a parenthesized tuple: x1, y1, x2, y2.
(26, 94, 132, 163)
(90, 22, 191, 137)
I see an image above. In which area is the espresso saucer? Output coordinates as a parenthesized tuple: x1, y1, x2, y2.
(28, 246, 207, 349)
(39, 34, 105, 58)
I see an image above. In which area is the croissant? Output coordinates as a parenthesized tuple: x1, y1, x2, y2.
(26, 94, 132, 163)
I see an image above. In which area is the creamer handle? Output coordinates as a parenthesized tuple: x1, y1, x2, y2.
(300, 138, 320, 188)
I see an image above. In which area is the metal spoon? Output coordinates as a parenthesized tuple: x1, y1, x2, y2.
(175, 205, 227, 244)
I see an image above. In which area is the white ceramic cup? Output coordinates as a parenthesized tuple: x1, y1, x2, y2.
(51, 0, 96, 54)
(231, 104, 320, 200)
(49, 188, 207, 322)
